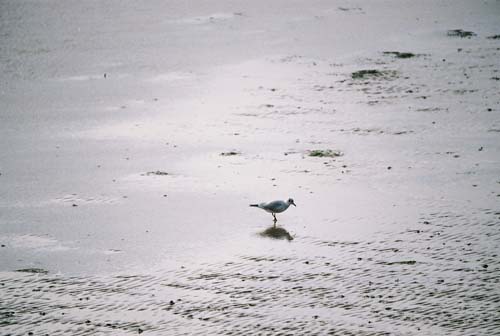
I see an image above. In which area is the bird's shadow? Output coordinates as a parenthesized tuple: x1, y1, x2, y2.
(259, 225, 294, 241)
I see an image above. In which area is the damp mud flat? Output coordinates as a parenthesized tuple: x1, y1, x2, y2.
(1, 0, 499, 335)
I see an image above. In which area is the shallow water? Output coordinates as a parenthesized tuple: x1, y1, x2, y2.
(1, 206, 499, 335)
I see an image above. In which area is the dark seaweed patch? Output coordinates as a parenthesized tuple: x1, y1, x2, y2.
(383, 51, 416, 59)
(350, 69, 398, 80)
(447, 29, 476, 38)
(308, 149, 342, 158)
(351, 69, 382, 79)
(379, 260, 417, 266)
(15, 268, 49, 274)
(142, 171, 169, 176)
(220, 151, 240, 156)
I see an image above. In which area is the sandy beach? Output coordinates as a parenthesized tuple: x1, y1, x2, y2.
(1, 0, 499, 335)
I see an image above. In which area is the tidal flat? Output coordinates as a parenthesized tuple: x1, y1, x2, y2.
(1, 0, 499, 335)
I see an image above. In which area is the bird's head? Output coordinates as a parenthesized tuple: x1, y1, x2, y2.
(287, 198, 296, 207)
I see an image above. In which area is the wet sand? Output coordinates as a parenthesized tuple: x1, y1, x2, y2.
(2, 211, 500, 335)
(1, 0, 500, 334)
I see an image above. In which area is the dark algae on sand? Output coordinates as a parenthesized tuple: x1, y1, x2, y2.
(383, 51, 416, 59)
(351, 69, 398, 80)
(308, 149, 343, 158)
(447, 29, 477, 38)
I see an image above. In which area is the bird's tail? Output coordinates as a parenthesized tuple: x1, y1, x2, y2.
(249, 204, 259, 207)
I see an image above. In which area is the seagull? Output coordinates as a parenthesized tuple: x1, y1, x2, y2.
(250, 198, 296, 223)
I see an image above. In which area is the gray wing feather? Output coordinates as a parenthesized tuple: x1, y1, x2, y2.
(261, 200, 286, 212)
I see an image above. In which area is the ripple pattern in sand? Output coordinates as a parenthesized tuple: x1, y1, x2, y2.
(1, 209, 498, 335)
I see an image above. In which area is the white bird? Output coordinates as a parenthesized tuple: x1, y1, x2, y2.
(250, 198, 296, 222)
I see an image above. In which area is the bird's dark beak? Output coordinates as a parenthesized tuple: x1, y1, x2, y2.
(292, 202, 296, 207)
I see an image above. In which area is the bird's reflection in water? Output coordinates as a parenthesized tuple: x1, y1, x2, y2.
(259, 225, 294, 241)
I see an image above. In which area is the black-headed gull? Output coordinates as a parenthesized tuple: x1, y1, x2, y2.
(250, 198, 296, 222)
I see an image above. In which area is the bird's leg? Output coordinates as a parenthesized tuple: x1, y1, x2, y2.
(272, 213, 277, 226)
